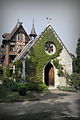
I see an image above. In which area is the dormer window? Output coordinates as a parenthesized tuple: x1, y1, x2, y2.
(18, 33, 23, 41)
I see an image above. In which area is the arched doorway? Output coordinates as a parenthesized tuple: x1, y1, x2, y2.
(44, 63, 54, 86)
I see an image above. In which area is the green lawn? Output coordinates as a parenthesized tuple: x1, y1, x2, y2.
(0, 84, 37, 102)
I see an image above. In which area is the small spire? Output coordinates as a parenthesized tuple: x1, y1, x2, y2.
(33, 19, 34, 25)
(46, 17, 51, 25)
(29, 19, 37, 40)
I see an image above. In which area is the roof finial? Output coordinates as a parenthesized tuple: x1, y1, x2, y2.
(46, 17, 51, 25)
(33, 19, 34, 25)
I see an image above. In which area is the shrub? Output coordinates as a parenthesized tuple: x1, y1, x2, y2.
(25, 83, 38, 91)
(64, 71, 71, 85)
(37, 84, 48, 91)
(3, 79, 18, 91)
(25, 83, 48, 91)
(69, 73, 80, 90)
(10, 82, 18, 91)
(18, 84, 26, 96)
(0, 75, 3, 82)
(3, 79, 13, 88)
(3, 66, 10, 79)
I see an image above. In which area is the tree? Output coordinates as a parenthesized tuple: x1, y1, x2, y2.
(66, 38, 80, 90)
(70, 53, 77, 73)
(75, 38, 80, 73)
(70, 73, 80, 90)
(3, 66, 10, 79)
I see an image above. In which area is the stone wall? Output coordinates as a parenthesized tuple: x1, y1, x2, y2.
(54, 46, 73, 88)
(58, 46, 72, 74)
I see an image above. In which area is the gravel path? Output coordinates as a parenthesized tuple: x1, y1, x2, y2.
(0, 90, 80, 119)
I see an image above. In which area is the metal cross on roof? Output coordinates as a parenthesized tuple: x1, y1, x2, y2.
(46, 17, 51, 25)
(17, 18, 19, 23)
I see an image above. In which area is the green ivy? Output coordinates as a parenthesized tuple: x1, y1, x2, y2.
(25, 58, 36, 78)
(58, 70, 64, 77)
(25, 27, 63, 82)
(3, 65, 10, 79)
(53, 59, 64, 77)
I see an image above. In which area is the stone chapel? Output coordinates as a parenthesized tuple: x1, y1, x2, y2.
(2, 20, 72, 88)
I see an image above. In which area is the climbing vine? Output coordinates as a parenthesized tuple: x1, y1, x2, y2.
(3, 65, 10, 79)
(53, 59, 64, 77)
(25, 27, 63, 82)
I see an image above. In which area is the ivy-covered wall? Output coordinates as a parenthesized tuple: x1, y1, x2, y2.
(25, 27, 63, 82)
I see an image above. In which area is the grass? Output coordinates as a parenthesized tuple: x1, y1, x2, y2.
(0, 84, 78, 102)
(0, 84, 37, 102)
(57, 86, 77, 92)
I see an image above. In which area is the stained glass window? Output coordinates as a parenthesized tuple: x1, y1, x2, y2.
(45, 42, 56, 55)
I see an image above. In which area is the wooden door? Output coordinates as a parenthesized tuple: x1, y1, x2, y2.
(49, 67, 54, 85)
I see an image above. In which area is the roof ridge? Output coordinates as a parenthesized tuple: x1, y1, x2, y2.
(13, 24, 52, 61)
(13, 40, 35, 61)
(13, 24, 72, 62)
(4, 22, 24, 40)
(50, 25, 72, 59)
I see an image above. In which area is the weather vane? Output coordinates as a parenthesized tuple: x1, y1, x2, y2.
(46, 17, 51, 25)
(17, 18, 19, 23)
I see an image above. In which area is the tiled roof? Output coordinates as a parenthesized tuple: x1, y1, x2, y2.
(3, 22, 23, 40)
(2, 22, 30, 42)
(13, 24, 72, 62)
(2, 33, 10, 38)
(13, 25, 50, 61)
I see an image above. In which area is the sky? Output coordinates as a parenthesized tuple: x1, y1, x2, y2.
(0, 0, 80, 55)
